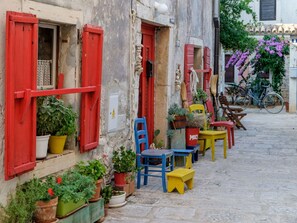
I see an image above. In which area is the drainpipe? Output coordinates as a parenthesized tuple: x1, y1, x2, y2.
(213, 0, 220, 116)
(213, 0, 220, 76)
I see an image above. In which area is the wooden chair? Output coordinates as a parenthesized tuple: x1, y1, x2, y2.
(205, 100, 235, 149)
(189, 104, 227, 161)
(218, 94, 247, 130)
(134, 117, 174, 192)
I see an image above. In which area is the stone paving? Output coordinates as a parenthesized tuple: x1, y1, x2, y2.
(105, 109, 297, 223)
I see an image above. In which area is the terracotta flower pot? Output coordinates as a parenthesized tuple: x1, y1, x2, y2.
(89, 179, 103, 202)
(114, 172, 126, 186)
(34, 196, 58, 223)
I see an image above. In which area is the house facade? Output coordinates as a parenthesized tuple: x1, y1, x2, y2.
(0, 0, 218, 204)
(224, 0, 297, 112)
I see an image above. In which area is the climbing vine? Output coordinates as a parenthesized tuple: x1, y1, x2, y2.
(226, 35, 290, 93)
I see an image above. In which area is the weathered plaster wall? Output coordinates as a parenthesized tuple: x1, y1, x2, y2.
(0, 0, 217, 205)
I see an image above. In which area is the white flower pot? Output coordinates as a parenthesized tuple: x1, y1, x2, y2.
(109, 191, 126, 208)
(36, 135, 50, 159)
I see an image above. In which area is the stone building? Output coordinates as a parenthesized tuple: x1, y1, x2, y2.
(0, 0, 218, 204)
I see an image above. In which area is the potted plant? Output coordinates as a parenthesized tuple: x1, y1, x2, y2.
(0, 177, 59, 223)
(108, 190, 126, 208)
(193, 88, 208, 104)
(41, 96, 77, 154)
(75, 159, 106, 202)
(36, 97, 53, 159)
(100, 185, 113, 216)
(30, 177, 59, 223)
(167, 103, 193, 129)
(55, 170, 96, 218)
(112, 146, 136, 187)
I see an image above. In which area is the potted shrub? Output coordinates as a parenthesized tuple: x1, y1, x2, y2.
(0, 177, 59, 223)
(36, 97, 53, 159)
(108, 190, 126, 208)
(100, 185, 113, 216)
(112, 146, 136, 187)
(55, 170, 96, 218)
(41, 96, 77, 154)
(167, 103, 193, 129)
(75, 159, 106, 202)
(193, 88, 208, 104)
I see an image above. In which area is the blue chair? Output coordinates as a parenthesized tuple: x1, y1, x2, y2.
(134, 117, 174, 192)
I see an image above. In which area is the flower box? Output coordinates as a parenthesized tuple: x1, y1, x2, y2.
(56, 199, 85, 218)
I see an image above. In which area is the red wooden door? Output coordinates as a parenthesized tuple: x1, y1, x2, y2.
(80, 25, 103, 152)
(184, 44, 195, 105)
(5, 11, 38, 180)
(139, 24, 155, 144)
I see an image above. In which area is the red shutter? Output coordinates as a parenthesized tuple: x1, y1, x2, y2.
(203, 47, 211, 93)
(5, 12, 38, 180)
(80, 24, 103, 152)
(184, 44, 194, 105)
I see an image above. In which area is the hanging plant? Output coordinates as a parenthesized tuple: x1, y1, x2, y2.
(226, 35, 290, 94)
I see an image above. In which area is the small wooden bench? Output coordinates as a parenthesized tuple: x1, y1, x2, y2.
(166, 168, 195, 194)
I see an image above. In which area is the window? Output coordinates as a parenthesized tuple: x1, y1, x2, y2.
(38, 24, 57, 89)
(225, 55, 234, 83)
(260, 0, 276, 21)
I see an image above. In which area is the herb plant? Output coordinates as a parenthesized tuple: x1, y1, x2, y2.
(75, 159, 106, 182)
(112, 146, 136, 173)
(101, 185, 113, 205)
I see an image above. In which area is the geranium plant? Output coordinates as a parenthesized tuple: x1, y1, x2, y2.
(112, 146, 136, 174)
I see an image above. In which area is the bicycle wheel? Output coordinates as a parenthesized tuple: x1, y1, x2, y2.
(263, 93, 284, 114)
(234, 94, 251, 110)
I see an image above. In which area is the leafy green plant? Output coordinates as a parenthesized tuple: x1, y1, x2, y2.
(112, 146, 136, 173)
(0, 186, 36, 223)
(167, 103, 193, 122)
(193, 88, 208, 104)
(152, 129, 164, 148)
(75, 159, 106, 182)
(101, 185, 113, 205)
(37, 96, 77, 136)
(0, 177, 58, 223)
(220, 0, 257, 51)
(55, 170, 96, 203)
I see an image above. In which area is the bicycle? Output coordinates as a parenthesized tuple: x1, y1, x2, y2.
(234, 84, 284, 114)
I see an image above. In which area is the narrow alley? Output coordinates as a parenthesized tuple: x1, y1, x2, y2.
(106, 109, 297, 223)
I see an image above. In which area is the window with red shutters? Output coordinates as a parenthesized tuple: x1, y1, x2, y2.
(5, 11, 103, 179)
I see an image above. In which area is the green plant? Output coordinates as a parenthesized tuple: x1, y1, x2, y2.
(75, 159, 106, 182)
(0, 186, 36, 223)
(152, 129, 164, 148)
(55, 170, 96, 203)
(0, 177, 58, 223)
(193, 88, 208, 104)
(101, 185, 113, 205)
(37, 96, 77, 136)
(220, 0, 257, 51)
(112, 146, 136, 173)
(167, 103, 193, 122)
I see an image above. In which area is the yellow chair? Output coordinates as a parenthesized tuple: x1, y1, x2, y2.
(189, 104, 227, 161)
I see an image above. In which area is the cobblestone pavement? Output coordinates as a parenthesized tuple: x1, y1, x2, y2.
(104, 109, 297, 223)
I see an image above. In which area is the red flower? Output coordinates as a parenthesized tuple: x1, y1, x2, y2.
(56, 177, 62, 184)
(48, 188, 54, 197)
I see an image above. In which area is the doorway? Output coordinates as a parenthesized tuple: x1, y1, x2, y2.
(139, 23, 155, 144)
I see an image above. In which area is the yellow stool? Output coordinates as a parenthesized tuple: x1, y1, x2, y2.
(166, 168, 195, 194)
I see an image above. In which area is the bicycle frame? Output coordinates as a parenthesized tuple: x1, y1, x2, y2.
(246, 87, 267, 108)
